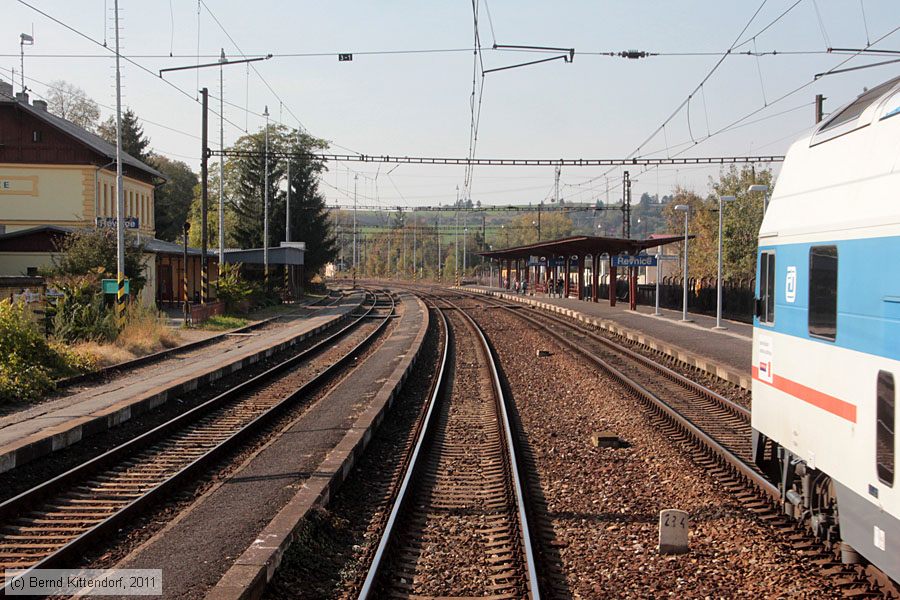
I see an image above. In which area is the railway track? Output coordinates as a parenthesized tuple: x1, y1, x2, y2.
(358, 292, 539, 599)
(459, 289, 894, 598)
(0, 289, 395, 593)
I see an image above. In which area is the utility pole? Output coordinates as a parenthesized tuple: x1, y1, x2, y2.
(218, 50, 226, 264)
(113, 0, 126, 326)
(463, 207, 468, 274)
(554, 165, 560, 203)
(815, 94, 826, 124)
(413, 212, 417, 280)
(353, 174, 358, 272)
(537, 201, 542, 241)
(200, 88, 209, 304)
(436, 215, 441, 281)
(455, 185, 459, 282)
(622, 170, 632, 239)
(263, 105, 270, 283)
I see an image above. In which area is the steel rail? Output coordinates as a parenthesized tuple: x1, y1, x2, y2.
(487, 296, 749, 421)
(357, 297, 449, 599)
(358, 290, 541, 599)
(462, 290, 778, 501)
(0, 289, 395, 593)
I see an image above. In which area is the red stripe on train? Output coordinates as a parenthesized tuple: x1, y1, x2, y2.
(752, 366, 857, 423)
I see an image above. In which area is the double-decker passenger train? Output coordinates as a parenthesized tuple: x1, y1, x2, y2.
(752, 75, 900, 582)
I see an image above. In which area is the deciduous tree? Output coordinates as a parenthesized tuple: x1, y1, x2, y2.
(46, 80, 100, 132)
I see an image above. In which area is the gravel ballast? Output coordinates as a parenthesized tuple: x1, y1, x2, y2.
(468, 304, 838, 599)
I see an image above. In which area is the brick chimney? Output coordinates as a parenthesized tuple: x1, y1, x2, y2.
(33, 99, 47, 111)
(0, 80, 13, 99)
(15, 91, 29, 104)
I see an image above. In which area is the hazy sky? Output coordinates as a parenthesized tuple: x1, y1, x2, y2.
(2, 1, 898, 209)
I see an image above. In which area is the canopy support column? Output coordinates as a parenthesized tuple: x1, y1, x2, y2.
(609, 260, 617, 307)
(575, 254, 584, 300)
(592, 254, 599, 302)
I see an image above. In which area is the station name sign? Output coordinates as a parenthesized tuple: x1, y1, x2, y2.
(96, 217, 139, 229)
(611, 254, 657, 268)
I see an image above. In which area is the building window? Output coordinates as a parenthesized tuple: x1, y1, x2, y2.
(758, 251, 775, 325)
(32, 130, 42, 142)
(26, 266, 37, 276)
(877, 370, 895, 487)
(809, 245, 838, 340)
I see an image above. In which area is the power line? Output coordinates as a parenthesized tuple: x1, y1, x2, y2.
(15, 0, 249, 138)
(0, 66, 204, 143)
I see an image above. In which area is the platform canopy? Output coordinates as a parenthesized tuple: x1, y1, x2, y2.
(478, 234, 688, 261)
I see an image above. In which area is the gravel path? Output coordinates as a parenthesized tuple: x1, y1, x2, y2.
(468, 305, 839, 599)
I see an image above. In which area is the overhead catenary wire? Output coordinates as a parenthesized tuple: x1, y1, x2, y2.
(15, 0, 249, 138)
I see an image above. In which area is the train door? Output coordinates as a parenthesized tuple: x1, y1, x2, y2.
(757, 251, 776, 325)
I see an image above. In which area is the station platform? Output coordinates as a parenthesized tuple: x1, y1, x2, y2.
(464, 285, 752, 390)
(0, 292, 365, 474)
(121, 291, 429, 599)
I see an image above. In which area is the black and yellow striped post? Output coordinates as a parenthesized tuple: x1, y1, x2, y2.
(200, 87, 209, 305)
(183, 222, 191, 325)
(116, 273, 126, 328)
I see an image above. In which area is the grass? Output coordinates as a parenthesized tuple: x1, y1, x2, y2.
(73, 304, 182, 368)
(198, 314, 250, 331)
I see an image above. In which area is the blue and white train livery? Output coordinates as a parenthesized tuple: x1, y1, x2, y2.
(752, 75, 900, 583)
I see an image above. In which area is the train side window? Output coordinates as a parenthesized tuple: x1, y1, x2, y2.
(877, 371, 895, 487)
(758, 251, 775, 325)
(808, 246, 838, 340)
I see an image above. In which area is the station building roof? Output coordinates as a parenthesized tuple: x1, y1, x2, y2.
(478, 234, 689, 261)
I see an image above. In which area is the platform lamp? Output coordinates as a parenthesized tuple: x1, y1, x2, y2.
(674, 204, 691, 322)
(715, 195, 736, 330)
(748, 184, 770, 214)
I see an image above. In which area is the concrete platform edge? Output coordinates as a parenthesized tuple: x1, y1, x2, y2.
(0, 296, 365, 475)
(461, 287, 751, 391)
(205, 293, 430, 600)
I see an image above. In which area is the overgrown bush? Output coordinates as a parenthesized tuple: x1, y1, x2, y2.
(50, 274, 118, 343)
(116, 303, 179, 355)
(217, 263, 254, 313)
(0, 300, 70, 402)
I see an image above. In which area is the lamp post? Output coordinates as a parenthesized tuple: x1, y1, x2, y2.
(748, 184, 770, 215)
(262, 105, 270, 283)
(654, 246, 662, 316)
(674, 204, 691, 322)
(463, 226, 468, 274)
(715, 195, 736, 329)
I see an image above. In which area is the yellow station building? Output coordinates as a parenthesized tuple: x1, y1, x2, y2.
(0, 81, 215, 307)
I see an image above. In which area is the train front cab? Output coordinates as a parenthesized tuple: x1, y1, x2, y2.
(751, 237, 900, 581)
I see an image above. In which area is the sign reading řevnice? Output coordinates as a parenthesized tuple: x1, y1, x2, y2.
(611, 254, 658, 268)
(0, 176, 39, 196)
(96, 217, 139, 229)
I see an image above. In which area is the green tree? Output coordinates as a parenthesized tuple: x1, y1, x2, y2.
(662, 187, 717, 279)
(713, 165, 773, 280)
(227, 125, 336, 281)
(151, 154, 198, 241)
(505, 211, 574, 247)
(46, 80, 100, 132)
(98, 108, 151, 162)
(50, 228, 147, 292)
(285, 133, 337, 280)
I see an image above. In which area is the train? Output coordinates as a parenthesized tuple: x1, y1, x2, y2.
(752, 74, 900, 583)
